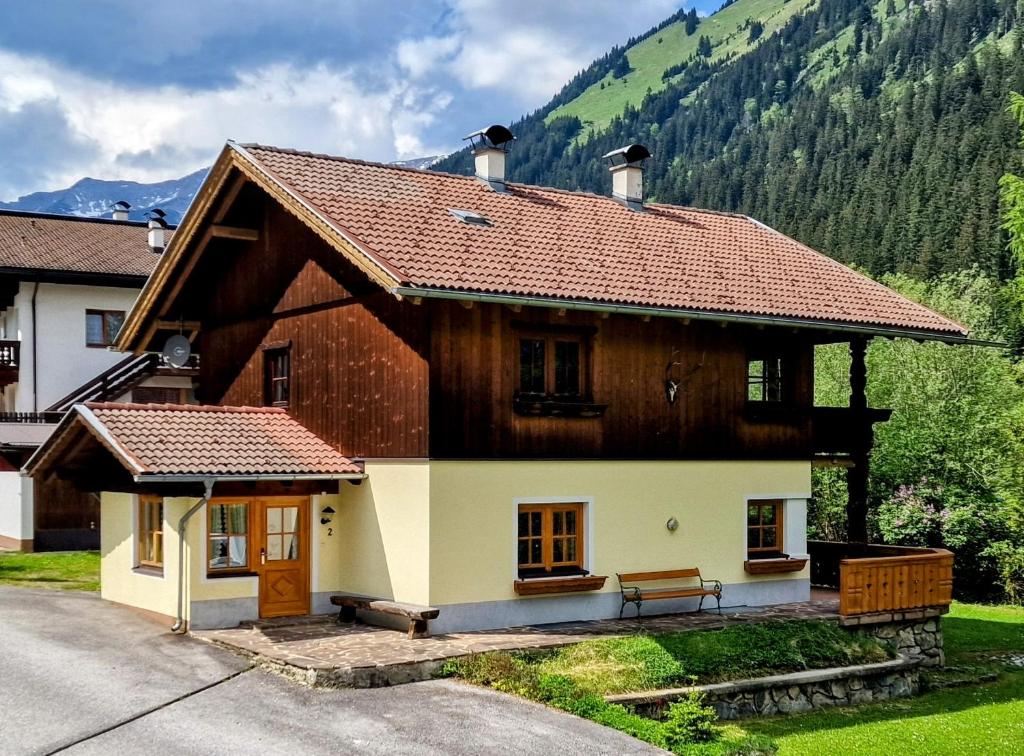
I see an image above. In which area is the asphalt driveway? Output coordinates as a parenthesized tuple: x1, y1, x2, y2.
(0, 587, 661, 755)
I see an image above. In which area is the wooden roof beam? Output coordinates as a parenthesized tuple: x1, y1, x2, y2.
(210, 225, 260, 241)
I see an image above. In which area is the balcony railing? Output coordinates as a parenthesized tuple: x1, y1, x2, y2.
(811, 406, 892, 455)
(0, 411, 64, 424)
(809, 540, 953, 617)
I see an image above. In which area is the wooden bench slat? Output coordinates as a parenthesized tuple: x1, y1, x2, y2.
(618, 568, 701, 582)
(330, 595, 440, 639)
(637, 587, 716, 600)
(330, 595, 440, 619)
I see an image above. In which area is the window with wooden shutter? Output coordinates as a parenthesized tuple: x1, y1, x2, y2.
(517, 502, 586, 578)
(137, 496, 163, 571)
(747, 499, 784, 557)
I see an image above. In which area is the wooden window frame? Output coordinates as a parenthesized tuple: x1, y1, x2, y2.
(137, 496, 163, 570)
(747, 499, 784, 556)
(263, 344, 291, 408)
(517, 502, 586, 578)
(207, 500, 252, 575)
(515, 329, 591, 401)
(85, 309, 127, 348)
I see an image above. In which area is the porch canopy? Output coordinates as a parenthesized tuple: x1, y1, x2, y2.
(25, 402, 365, 497)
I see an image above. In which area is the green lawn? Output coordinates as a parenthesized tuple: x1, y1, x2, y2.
(722, 603, 1024, 755)
(0, 550, 100, 591)
(447, 604, 1024, 755)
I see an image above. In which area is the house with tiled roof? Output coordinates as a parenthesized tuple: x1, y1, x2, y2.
(0, 209, 196, 551)
(28, 130, 966, 632)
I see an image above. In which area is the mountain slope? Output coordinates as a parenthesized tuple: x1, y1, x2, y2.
(0, 170, 208, 224)
(436, 0, 1024, 281)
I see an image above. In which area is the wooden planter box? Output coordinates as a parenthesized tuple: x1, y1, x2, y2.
(514, 575, 608, 595)
(744, 557, 808, 575)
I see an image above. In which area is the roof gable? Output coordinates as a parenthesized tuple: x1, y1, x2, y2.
(0, 210, 169, 280)
(26, 403, 363, 482)
(118, 140, 970, 349)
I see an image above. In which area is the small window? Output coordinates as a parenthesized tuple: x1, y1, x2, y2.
(747, 353, 784, 402)
(137, 496, 163, 570)
(86, 309, 126, 347)
(132, 386, 184, 405)
(747, 499, 783, 557)
(516, 332, 586, 399)
(209, 501, 249, 573)
(517, 502, 585, 578)
(264, 347, 290, 407)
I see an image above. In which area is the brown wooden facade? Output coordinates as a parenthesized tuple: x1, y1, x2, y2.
(169, 181, 844, 462)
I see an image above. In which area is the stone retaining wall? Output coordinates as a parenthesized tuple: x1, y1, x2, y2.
(607, 656, 922, 720)
(843, 615, 944, 667)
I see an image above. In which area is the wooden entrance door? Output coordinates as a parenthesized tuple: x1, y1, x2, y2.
(257, 497, 310, 618)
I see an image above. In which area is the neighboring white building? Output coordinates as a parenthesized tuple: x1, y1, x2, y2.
(0, 209, 196, 551)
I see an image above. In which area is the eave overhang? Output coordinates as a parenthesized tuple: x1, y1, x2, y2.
(390, 286, 996, 347)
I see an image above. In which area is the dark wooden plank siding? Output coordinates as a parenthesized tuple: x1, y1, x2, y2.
(197, 203, 429, 458)
(429, 301, 814, 459)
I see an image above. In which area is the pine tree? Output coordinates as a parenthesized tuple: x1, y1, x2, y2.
(697, 35, 713, 58)
(685, 8, 700, 35)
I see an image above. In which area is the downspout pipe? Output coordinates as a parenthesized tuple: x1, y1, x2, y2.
(30, 280, 39, 412)
(171, 478, 215, 633)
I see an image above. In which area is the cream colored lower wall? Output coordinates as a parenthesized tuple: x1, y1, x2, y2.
(100, 492, 181, 619)
(427, 461, 812, 607)
(324, 461, 431, 605)
(98, 460, 809, 630)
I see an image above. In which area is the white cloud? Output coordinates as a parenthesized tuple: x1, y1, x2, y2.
(395, 0, 680, 105)
(0, 49, 450, 199)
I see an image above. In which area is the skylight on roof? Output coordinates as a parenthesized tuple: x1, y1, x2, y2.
(448, 208, 492, 227)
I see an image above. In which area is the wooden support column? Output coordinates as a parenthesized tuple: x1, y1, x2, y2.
(846, 336, 871, 543)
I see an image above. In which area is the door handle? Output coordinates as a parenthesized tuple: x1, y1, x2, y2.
(260, 547, 266, 565)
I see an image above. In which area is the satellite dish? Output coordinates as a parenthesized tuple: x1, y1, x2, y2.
(162, 334, 191, 368)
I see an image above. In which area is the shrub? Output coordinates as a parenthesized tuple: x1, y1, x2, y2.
(663, 693, 719, 747)
(983, 541, 1024, 604)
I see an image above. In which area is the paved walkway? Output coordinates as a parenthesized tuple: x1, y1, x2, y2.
(0, 587, 660, 755)
(193, 599, 840, 687)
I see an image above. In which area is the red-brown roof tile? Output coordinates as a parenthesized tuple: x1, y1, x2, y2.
(78, 402, 361, 477)
(235, 143, 966, 337)
(0, 210, 168, 278)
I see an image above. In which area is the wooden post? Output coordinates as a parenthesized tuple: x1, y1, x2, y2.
(846, 336, 870, 543)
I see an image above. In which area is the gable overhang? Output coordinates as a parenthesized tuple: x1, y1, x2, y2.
(116, 140, 406, 354)
(24, 404, 367, 491)
(391, 286, 998, 347)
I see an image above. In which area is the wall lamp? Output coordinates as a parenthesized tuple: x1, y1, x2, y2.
(321, 506, 336, 525)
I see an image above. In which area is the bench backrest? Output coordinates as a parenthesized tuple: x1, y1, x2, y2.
(618, 568, 701, 583)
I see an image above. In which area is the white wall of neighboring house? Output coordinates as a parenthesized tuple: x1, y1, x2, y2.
(0, 471, 33, 549)
(2, 282, 141, 412)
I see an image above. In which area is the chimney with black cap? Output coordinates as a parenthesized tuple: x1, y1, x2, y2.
(111, 201, 131, 221)
(463, 124, 515, 192)
(602, 143, 651, 211)
(147, 208, 168, 253)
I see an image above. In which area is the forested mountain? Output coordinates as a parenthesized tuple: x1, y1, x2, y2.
(436, 0, 1024, 280)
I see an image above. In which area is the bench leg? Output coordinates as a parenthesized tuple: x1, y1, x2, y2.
(698, 595, 705, 613)
(716, 594, 722, 615)
(337, 606, 357, 624)
(408, 618, 429, 640)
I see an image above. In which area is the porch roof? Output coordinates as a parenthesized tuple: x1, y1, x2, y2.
(25, 402, 365, 486)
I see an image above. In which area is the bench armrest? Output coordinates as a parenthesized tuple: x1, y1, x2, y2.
(619, 585, 642, 601)
(700, 577, 722, 592)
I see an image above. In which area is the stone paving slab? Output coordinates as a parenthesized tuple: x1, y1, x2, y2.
(192, 600, 839, 688)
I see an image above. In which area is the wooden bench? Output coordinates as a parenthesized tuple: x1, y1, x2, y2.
(330, 595, 440, 639)
(616, 568, 722, 618)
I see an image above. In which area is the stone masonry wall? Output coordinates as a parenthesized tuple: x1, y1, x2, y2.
(611, 657, 922, 721)
(850, 617, 944, 667)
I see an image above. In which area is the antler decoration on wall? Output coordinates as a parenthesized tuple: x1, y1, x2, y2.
(665, 348, 706, 405)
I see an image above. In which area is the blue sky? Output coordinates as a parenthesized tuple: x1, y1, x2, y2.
(0, 1, 718, 201)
